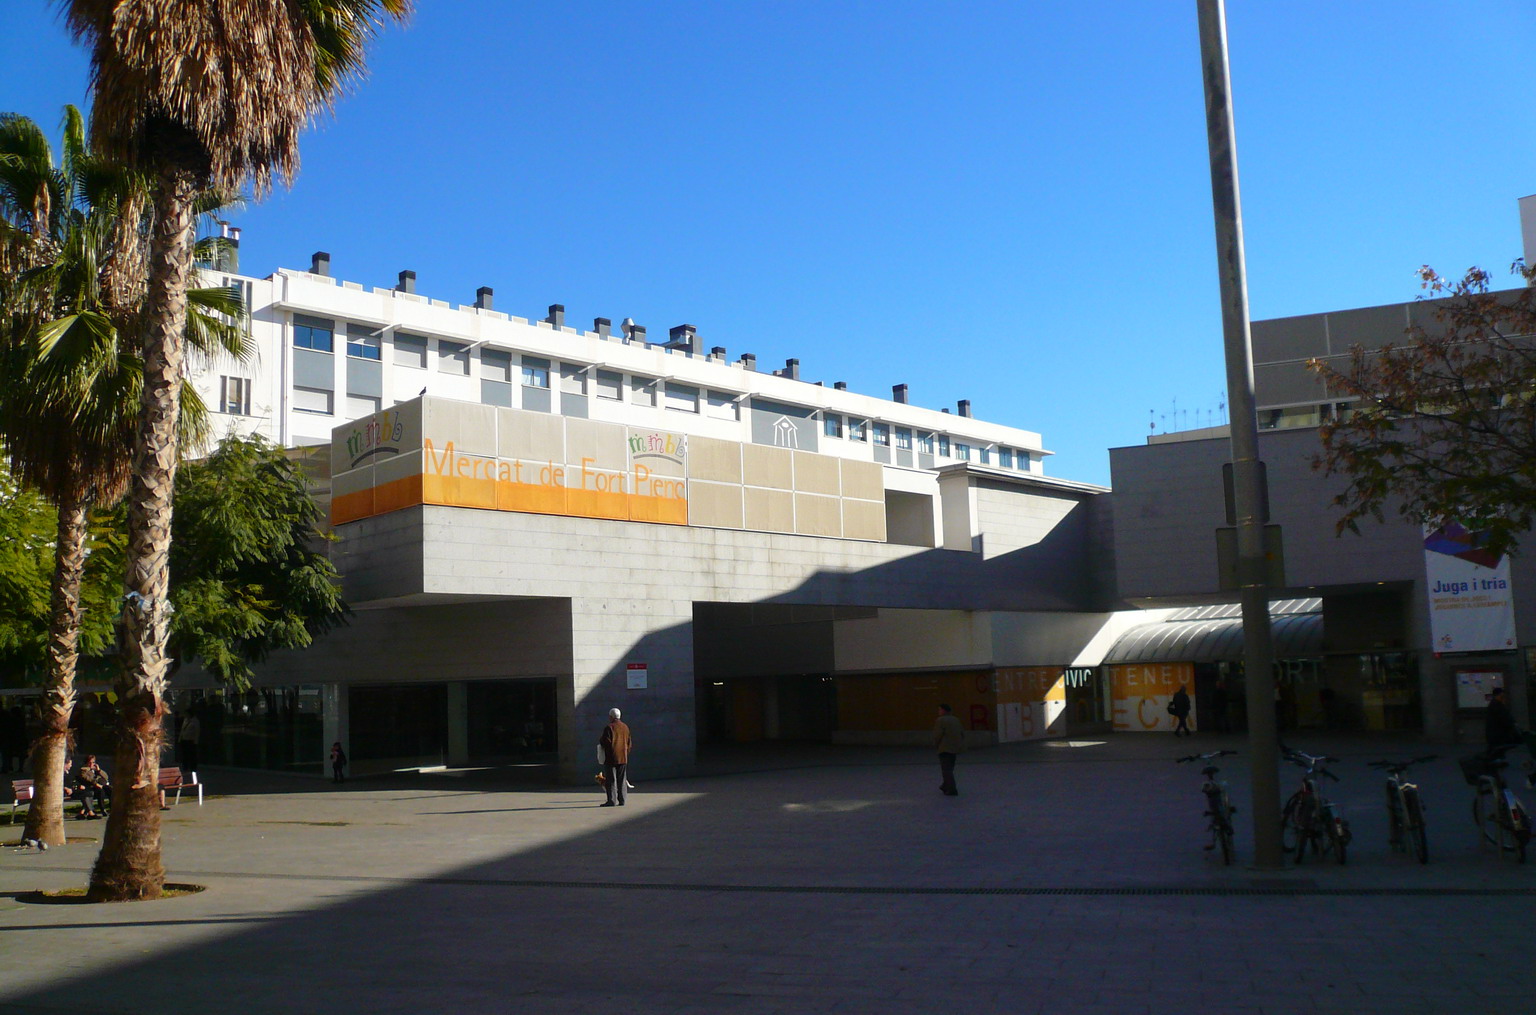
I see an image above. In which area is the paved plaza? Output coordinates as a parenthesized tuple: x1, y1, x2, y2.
(3, 733, 1533, 1014)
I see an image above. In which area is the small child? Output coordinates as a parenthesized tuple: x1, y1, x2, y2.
(330, 742, 347, 784)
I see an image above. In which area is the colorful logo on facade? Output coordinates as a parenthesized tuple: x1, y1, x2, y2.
(1423, 522, 1502, 570)
(345, 410, 405, 469)
(629, 431, 687, 465)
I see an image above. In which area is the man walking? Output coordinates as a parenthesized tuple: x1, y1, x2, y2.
(598, 708, 632, 807)
(934, 703, 965, 796)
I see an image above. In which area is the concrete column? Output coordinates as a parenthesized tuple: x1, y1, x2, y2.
(559, 596, 696, 783)
(446, 681, 470, 766)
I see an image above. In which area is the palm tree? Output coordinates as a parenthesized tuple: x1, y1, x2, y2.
(0, 107, 246, 850)
(59, 0, 411, 900)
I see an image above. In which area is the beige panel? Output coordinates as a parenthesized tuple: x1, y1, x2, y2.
(688, 480, 744, 529)
(744, 443, 793, 491)
(743, 488, 795, 533)
(424, 399, 497, 457)
(628, 427, 688, 478)
(374, 449, 425, 484)
(565, 417, 629, 471)
(689, 436, 743, 483)
(793, 451, 841, 496)
(499, 406, 565, 463)
(842, 498, 888, 542)
(840, 459, 885, 501)
(794, 493, 842, 538)
(331, 401, 422, 474)
(331, 464, 376, 497)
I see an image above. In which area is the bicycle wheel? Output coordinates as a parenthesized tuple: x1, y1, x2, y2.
(1385, 785, 1403, 850)
(1217, 795, 1235, 866)
(1473, 783, 1500, 847)
(1281, 792, 1305, 854)
(1402, 788, 1428, 864)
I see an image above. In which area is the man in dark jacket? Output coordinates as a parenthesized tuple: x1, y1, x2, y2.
(1486, 687, 1522, 748)
(598, 708, 632, 807)
(1170, 685, 1192, 737)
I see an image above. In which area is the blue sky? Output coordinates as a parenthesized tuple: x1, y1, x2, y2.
(5, 1, 1535, 485)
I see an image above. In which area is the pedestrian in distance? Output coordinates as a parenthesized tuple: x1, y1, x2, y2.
(598, 708, 631, 807)
(934, 703, 965, 796)
(74, 755, 110, 819)
(1485, 686, 1522, 749)
(330, 742, 347, 783)
(1169, 684, 1192, 737)
(177, 709, 202, 776)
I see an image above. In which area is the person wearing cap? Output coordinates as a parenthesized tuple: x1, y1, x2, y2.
(598, 708, 632, 807)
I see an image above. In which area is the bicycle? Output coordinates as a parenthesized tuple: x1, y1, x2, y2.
(1177, 749, 1237, 865)
(1281, 747, 1351, 865)
(1462, 743, 1531, 863)
(1367, 754, 1436, 864)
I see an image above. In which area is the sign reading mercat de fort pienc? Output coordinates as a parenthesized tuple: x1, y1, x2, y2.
(330, 397, 887, 541)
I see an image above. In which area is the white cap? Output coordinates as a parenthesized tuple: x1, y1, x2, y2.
(609, 708, 621, 719)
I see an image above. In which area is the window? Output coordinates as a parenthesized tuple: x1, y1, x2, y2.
(481, 349, 513, 383)
(824, 412, 844, 438)
(293, 385, 333, 415)
(706, 390, 737, 420)
(895, 428, 911, 451)
(664, 382, 700, 413)
(630, 375, 657, 406)
(998, 447, 1014, 469)
(918, 433, 934, 454)
(595, 369, 624, 400)
(345, 394, 381, 418)
(394, 333, 428, 369)
(979, 446, 991, 465)
(955, 443, 971, 461)
(521, 357, 550, 388)
(849, 418, 867, 442)
(1017, 453, 1031, 471)
(872, 422, 890, 447)
(560, 362, 587, 394)
(293, 314, 333, 352)
(439, 340, 470, 375)
(346, 326, 381, 360)
(219, 375, 251, 416)
(937, 435, 950, 456)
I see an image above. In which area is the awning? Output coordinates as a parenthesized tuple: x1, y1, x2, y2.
(1102, 598, 1323, 664)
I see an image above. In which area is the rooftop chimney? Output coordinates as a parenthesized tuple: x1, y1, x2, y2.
(777, 358, 800, 381)
(593, 317, 612, 338)
(668, 324, 700, 355)
(545, 304, 565, 328)
(310, 251, 330, 276)
(957, 399, 972, 418)
(475, 286, 494, 311)
(834, 381, 847, 391)
(711, 345, 727, 362)
(740, 353, 757, 371)
(396, 270, 416, 294)
(893, 383, 909, 404)
(621, 318, 644, 343)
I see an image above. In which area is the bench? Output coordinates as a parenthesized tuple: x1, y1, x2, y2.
(158, 767, 203, 806)
(9, 780, 34, 824)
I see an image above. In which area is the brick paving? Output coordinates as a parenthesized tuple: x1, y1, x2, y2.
(2, 733, 1531, 1014)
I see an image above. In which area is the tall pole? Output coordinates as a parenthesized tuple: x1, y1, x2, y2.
(1195, 0, 1284, 869)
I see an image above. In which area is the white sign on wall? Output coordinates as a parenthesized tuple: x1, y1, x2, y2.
(626, 663, 648, 690)
(1424, 523, 1517, 654)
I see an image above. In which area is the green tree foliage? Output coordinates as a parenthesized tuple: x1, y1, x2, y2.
(0, 468, 54, 659)
(1309, 264, 1536, 558)
(166, 435, 348, 689)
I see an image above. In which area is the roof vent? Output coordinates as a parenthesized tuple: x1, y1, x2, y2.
(475, 286, 494, 311)
(396, 270, 416, 294)
(310, 251, 330, 276)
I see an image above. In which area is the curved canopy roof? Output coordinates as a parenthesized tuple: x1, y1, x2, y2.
(1103, 598, 1323, 665)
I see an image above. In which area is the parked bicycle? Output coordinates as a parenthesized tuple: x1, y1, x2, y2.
(1281, 747, 1351, 865)
(1177, 749, 1237, 864)
(1462, 743, 1531, 863)
(1367, 754, 1436, 864)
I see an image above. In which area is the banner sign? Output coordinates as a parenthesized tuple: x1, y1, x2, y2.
(1424, 523, 1516, 654)
(1108, 662, 1194, 732)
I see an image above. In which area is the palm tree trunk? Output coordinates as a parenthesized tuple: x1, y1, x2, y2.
(89, 167, 197, 902)
(20, 491, 90, 847)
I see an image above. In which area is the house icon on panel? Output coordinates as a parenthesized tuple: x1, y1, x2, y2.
(772, 415, 799, 448)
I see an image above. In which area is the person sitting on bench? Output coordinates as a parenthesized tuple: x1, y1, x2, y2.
(73, 755, 110, 819)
